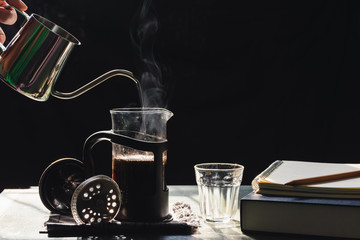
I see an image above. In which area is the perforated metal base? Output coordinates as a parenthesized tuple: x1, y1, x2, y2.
(71, 175, 121, 224)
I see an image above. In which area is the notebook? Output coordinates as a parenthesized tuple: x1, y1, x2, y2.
(252, 160, 360, 198)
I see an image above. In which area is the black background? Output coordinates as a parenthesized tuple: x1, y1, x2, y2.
(1, 0, 360, 190)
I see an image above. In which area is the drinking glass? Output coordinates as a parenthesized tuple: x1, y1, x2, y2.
(194, 163, 244, 223)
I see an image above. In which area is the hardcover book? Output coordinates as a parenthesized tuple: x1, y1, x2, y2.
(241, 192, 360, 239)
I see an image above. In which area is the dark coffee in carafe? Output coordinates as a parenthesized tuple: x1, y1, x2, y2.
(112, 155, 161, 220)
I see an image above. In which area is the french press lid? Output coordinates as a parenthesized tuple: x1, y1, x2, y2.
(39, 158, 87, 215)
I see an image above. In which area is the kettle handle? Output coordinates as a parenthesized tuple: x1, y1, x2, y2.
(0, 6, 30, 53)
(51, 69, 142, 101)
(12, 6, 30, 19)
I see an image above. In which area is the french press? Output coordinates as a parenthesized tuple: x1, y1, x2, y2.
(39, 108, 173, 223)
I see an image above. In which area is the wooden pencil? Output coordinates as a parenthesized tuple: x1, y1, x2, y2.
(285, 170, 360, 186)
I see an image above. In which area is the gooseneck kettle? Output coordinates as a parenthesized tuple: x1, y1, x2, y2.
(0, 7, 140, 101)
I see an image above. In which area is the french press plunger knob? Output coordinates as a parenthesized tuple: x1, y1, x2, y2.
(39, 158, 121, 224)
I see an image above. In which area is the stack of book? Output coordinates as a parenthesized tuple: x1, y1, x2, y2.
(241, 160, 360, 239)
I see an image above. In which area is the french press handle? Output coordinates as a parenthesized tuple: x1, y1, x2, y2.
(83, 130, 168, 176)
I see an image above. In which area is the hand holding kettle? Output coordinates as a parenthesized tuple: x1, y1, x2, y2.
(0, 0, 28, 43)
(0, 0, 142, 102)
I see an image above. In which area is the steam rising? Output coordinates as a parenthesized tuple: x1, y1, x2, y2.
(131, 0, 167, 108)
